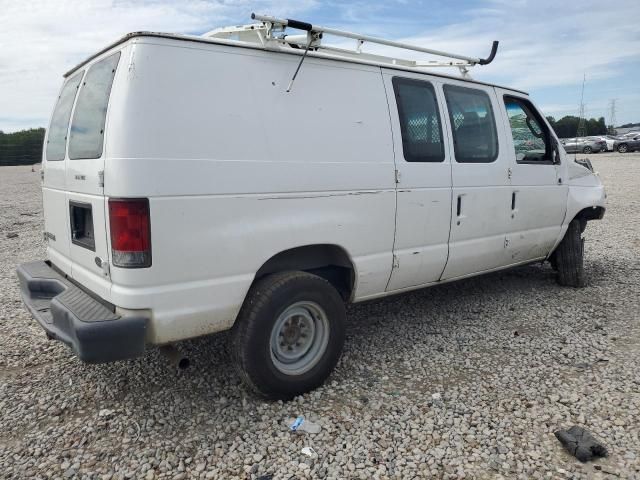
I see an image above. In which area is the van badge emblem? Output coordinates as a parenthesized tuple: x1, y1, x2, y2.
(75, 174, 86, 181)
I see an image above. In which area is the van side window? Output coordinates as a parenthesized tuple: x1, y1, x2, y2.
(503, 96, 551, 163)
(443, 85, 498, 163)
(45, 72, 84, 161)
(69, 52, 121, 160)
(392, 77, 445, 163)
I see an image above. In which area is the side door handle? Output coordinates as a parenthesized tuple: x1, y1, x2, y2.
(456, 195, 463, 225)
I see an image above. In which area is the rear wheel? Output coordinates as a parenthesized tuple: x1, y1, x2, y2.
(230, 271, 346, 400)
(582, 146, 592, 154)
(617, 143, 628, 153)
(552, 220, 585, 287)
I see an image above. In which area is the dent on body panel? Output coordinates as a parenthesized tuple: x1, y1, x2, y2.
(127, 43, 137, 80)
(566, 184, 606, 225)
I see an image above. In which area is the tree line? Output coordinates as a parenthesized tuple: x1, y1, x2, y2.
(0, 128, 46, 166)
(545, 116, 608, 139)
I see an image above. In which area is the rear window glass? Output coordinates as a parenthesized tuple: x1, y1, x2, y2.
(444, 85, 498, 163)
(69, 52, 120, 160)
(392, 77, 445, 162)
(45, 72, 83, 161)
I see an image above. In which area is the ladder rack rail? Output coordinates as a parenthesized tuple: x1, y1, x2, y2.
(250, 13, 498, 67)
(204, 13, 499, 76)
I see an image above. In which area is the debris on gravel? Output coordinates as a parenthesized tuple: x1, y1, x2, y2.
(1, 154, 639, 479)
(555, 426, 608, 462)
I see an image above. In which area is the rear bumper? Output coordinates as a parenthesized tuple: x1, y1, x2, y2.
(16, 260, 147, 363)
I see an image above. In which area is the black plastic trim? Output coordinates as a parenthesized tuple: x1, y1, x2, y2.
(69, 201, 96, 251)
(16, 260, 147, 363)
(479, 41, 499, 65)
(286, 18, 313, 31)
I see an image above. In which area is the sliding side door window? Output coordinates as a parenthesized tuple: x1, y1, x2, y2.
(392, 77, 445, 162)
(444, 85, 499, 163)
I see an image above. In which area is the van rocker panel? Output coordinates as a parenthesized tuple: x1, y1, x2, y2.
(16, 260, 147, 363)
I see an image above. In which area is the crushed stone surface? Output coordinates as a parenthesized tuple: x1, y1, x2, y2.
(1, 153, 639, 479)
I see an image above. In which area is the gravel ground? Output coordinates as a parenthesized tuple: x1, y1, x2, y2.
(1, 153, 639, 480)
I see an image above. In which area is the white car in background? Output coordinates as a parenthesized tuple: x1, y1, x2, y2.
(589, 136, 617, 152)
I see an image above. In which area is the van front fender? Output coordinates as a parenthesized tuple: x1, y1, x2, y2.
(549, 183, 606, 256)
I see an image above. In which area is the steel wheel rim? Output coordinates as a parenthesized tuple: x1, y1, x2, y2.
(270, 301, 330, 375)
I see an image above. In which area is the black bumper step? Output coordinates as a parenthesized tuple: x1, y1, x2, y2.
(16, 261, 147, 363)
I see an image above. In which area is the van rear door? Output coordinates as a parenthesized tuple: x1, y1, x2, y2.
(64, 52, 121, 299)
(42, 72, 84, 276)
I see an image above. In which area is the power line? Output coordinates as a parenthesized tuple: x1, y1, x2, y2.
(608, 99, 617, 133)
(576, 73, 587, 137)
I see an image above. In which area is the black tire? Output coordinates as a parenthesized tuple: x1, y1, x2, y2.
(617, 143, 628, 153)
(553, 220, 585, 287)
(230, 271, 346, 400)
(582, 146, 592, 154)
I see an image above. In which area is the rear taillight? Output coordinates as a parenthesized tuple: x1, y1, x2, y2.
(108, 198, 151, 268)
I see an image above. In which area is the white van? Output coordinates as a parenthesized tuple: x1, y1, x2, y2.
(18, 15, 605, 399)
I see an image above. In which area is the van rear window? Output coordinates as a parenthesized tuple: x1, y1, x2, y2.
(45, 72, 83, 161)
(68, 52, 120, 160)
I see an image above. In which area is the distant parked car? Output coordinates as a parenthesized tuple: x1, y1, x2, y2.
(613, 135, 640, 153)
(560, 137, 606, 153)
(588, 136, 618, 152)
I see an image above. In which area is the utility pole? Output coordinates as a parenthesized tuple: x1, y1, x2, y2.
(608, 99, 617, 134)
(576, 73, 587, 137)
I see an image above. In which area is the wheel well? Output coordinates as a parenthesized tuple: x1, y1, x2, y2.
(254, 245, 355, 301)
(573, 206, 605, 231)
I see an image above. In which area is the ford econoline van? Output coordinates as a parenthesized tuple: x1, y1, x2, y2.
(17, 15, 606, 399)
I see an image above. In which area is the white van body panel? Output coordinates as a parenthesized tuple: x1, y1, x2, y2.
(104, 38, 396, 343)
(38, 34, 606, 346)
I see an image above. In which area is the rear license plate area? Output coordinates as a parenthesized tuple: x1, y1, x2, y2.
(69, 201, 96, 251)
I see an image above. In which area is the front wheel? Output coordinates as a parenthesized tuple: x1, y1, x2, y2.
(617, 143, 628, 153)
(583, 146, 592, 154)
(230, 271, 346, 400)
(552, 220, 585, 287)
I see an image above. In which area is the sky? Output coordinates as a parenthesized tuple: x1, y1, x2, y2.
(1, 0, 639, 133)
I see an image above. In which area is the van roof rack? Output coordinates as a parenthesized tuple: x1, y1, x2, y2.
(204, 13, 499, 78)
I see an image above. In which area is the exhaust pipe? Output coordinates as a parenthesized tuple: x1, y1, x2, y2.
(159, 345, 190, 370)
